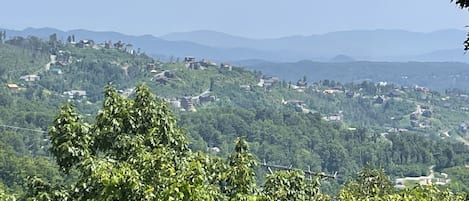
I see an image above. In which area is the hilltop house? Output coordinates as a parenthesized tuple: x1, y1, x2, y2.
(415, 86, 430, 93)
(220, 63, 232, 71)
(113, 41, 125, 49)
(76, 40, 95, 48)
(187, 61, 202, 70)
(125, 44, 134, 54)
(296, 80, 307, 89)
(184, 56, 196, 63)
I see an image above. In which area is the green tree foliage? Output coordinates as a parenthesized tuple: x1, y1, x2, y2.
(224, 137, 258, 199)
(338, 167, 394, 199)
(45, 84, 223, 200)
(262, 170, 330, 201)
(8, 84, 466, 200)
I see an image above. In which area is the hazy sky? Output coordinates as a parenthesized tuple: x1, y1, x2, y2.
(2, 0, 469, 38)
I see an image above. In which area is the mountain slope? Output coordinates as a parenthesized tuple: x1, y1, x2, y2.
(243, 60, 469, 90)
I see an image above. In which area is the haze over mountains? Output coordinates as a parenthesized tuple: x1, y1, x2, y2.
(3, 27, 468, 63)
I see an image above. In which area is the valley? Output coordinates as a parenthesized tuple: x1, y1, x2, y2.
(0, 32, 468, 200)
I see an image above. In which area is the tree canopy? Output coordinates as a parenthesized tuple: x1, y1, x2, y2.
(14, 85, 466, 200)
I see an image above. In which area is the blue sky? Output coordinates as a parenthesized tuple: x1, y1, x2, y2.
(2, 0, 469, 38)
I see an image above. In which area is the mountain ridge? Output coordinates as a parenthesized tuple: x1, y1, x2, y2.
(2, 27, 467, 62)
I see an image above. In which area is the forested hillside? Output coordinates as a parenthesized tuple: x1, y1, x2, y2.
(0, 35, 468, 200)
(242, 60, 469, 91)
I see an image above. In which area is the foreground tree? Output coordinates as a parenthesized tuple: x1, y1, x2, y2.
(262, 170, 330, 201)
(44, 84, 220, 200)
(224, 137, 258, 200)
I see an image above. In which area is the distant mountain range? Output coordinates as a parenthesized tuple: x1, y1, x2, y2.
(2, 27, 468, 63)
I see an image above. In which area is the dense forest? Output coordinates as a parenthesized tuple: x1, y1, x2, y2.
(0, 34, 468, 200)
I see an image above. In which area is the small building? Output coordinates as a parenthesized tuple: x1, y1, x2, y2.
(154, 76, 168, 84)
(76, 40, 95, 48)
(346, 91, 355, 98)
(56, 50, 71, 64)
(415, 86, 430, 93)
(199, 95, 216, 105)
(240, 85, 251, 91)
(147, 63, 156, 70)
(50, 68, 63, 75)
(169, 99, 181, 108)
(6, 83, 19, 91)
(104, 41, 113, 49)
(420, 120, 432, 127)
(187, 62, 202, 70)
(323, 89, 338, 94)
(422, 110, 433, 118)
(443, 103, 451, 108)
(180, 97, 196, 112)
(20, 74, 40, 82)
(323, 112, 344, 121)
(460, 122, 468, 132)
(387, 91, 400, 98)
(209, 147, 221, 153)
(199, 59, 214, 67)
(374, 96, 385, 104)
(263, 75, 279, 81)
(296, 80, 307, 89)
(164, 71, 175, 78)
(284, 100, 305, 107)
(184, 56, 196, 63)
(63, 90, 87, 99)
(220, 63, 232, 71)
(263, 79, 276, 89)
(125, 44, 134, 54)
(113, 41, 125, 49)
